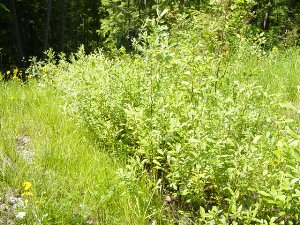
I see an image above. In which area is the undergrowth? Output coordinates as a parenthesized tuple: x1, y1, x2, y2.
(1, 8, 300, 225)
(35, 16, 300, 224)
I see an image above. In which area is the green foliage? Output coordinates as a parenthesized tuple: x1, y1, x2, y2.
(0, 82, 159, 224)
(34, 11, 300, 222)
(98, 0, 205, 50)
(2, 0, 300, 223)
(1, 0, 299, 68)
(99, 0, 142, 50)
(98, 0, 300, 51)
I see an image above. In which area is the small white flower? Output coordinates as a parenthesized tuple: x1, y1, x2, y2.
(12, 198, 24, 209)
(15, 211, 26, 219)
(297, 108, 300, 114)
(8, 196, 17, 204)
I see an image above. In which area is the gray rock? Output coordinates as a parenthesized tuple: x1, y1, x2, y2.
(16, 135, 35, 164)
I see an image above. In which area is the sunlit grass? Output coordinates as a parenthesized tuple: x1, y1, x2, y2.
(0, 81, 156, 224)
(229, 47, 300, 101)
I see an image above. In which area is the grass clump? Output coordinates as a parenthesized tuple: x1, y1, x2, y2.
(0, 82, 159, 224)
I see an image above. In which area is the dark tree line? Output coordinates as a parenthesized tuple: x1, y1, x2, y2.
(0, 0, 299, 70)
(0, 0, 102, 69)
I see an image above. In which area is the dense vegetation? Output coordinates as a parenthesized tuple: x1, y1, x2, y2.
(1, 1, 300, 224)
(1, 0, 300, 67)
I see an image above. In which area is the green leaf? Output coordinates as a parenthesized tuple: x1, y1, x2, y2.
(153, 159, 161, 167)
(159, 9, 169, 19)
(258, 190, 271, 197)
(279, 102, 296, 110)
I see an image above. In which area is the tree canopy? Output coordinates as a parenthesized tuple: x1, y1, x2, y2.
(0, 0, 299, 69)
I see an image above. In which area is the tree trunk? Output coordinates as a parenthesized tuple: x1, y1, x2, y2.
(44, 0, 52, 51)
(60, 0, 66, 52)
(263, 0, 272, 29)
(8, 0, 23, 64)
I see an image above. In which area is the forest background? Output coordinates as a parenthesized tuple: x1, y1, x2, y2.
(0, 0, 300, 69)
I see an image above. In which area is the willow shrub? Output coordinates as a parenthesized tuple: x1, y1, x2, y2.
(36, 18, 300, 224)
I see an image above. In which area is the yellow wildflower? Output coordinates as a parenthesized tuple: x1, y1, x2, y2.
(22, 181, 32, 191)
(41, 67, 48, 73)
(12, 75, 19, 81)
(13, 68, 19, 75)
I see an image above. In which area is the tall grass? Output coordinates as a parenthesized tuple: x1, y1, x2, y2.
(0, 82, 160, 224)
(229, 47, 300, 101)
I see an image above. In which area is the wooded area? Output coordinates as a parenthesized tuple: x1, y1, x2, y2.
(0, 0, 299, 70)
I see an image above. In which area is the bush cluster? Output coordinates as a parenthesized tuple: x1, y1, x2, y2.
(34, 12, 300, 224)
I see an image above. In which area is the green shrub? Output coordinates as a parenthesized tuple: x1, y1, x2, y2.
(34, 13, 300, 223)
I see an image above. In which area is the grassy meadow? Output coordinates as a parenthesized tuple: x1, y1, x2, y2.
(0, 82, 161, 224)
(1, 16, 300, 224)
